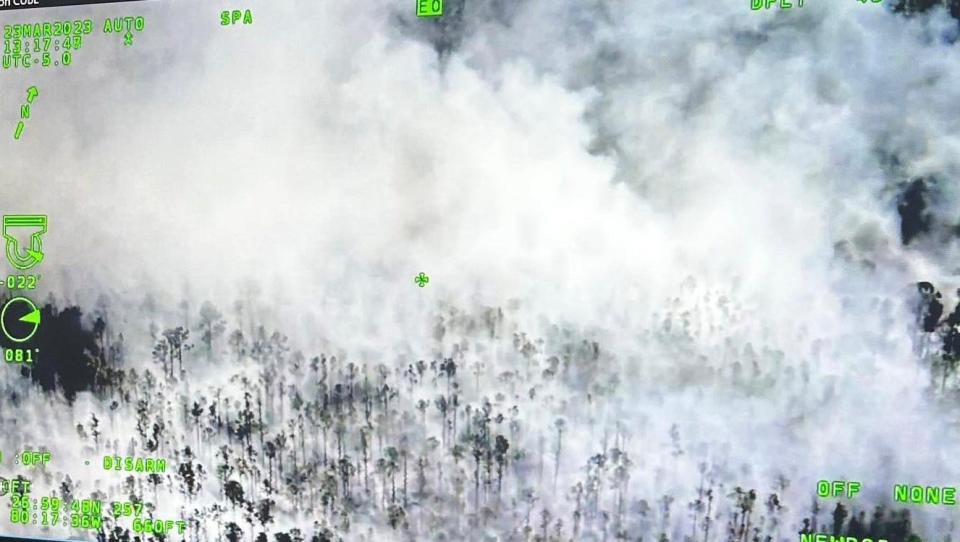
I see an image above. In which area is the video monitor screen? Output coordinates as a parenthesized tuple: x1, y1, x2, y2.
(1, 0, 959, 541)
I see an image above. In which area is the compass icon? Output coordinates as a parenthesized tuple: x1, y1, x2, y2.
(1, 297, 41, 343)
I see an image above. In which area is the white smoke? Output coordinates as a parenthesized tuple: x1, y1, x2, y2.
(1, 0, 960, 538)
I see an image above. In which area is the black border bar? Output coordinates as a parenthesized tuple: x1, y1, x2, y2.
(0, 536, 89, 542)
(0, 0, 149, 11)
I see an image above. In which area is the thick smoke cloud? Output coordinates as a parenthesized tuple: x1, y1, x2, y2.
(1, 0, 959, 539)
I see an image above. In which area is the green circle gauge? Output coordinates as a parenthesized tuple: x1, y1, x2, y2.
(1, 297, 41, 343)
